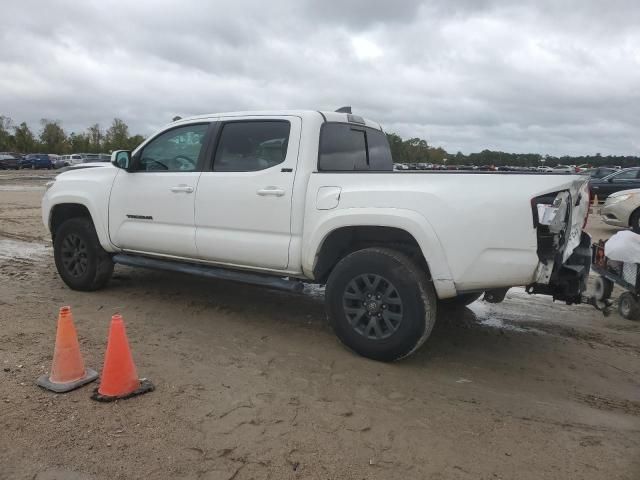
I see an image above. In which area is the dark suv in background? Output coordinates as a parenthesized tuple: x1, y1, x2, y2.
(19, 154, 54, 170)
(0, 152, 22, 169)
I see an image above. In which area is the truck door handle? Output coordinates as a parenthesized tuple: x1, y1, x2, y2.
(170, 185, 194, 194)
(257, 187, 285, 197)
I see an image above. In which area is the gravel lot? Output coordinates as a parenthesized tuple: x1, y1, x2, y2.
(1, 170, 639, 480)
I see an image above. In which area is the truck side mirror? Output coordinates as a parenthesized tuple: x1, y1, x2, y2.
(112, 150, 132, 171)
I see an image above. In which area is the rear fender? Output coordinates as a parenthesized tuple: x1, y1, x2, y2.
(302, 208, 457, 298)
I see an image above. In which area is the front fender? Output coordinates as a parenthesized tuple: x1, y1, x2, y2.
(302, 207, 457, 298)
(42, 176, 118, 253)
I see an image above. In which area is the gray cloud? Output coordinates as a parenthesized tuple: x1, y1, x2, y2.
(1, 0, 639, 155)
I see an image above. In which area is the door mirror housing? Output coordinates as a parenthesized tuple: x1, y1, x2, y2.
(112, 150, 132, 170)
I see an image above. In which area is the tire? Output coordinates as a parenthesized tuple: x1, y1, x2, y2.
(325, 247, 437, 362)
(618, 292, 640, 321)
(630, 209, 640, 234)
(53, 217, 114, 291)
(440, 292, 482, 308)
(593, 276, 614, 301)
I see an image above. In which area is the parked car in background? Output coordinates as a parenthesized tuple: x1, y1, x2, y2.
(537, 166, 553, 172)
(590, 167, 640, 200)
(20, 154, 54, 170)
(552, 165, 574, 173)
(53, 156, 70, 169)
(49, 154, 61, 168)
(0, 152, 22, 169)
(59, 154, 86, 166)
(584, 167, 617, 179)
(77, 153, 111, 163)
(601, 188, 640, 233)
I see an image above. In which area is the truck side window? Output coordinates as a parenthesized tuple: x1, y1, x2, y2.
(318, 124, 367, 171)
(213, 121, 290, 172)
(366, 129, 393, 170)
(318, 123, 393, 171)
(137, 124, 208, 172)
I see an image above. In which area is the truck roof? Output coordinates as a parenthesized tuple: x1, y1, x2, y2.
(172, 110, 384, 132)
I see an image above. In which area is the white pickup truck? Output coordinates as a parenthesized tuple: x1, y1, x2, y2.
(42, 109, 592, 361)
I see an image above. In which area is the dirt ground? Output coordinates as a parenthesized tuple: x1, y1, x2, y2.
(1, 170, 639, 480)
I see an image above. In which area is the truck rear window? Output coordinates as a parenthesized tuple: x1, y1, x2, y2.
(318, 123, 393, 172)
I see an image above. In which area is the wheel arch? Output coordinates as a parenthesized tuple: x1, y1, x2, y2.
(304, 209, 457, 298)
(50, 203, 92, 240)
(48, 200, 113, 251)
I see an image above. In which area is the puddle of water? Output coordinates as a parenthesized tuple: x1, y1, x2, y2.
(469, 300, 546, 334)
(0, 238, 48, 260)
(303, 283, 325, 299)
(0, 185, 45, 191)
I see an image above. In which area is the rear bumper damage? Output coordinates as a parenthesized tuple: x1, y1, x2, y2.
(526, 231, 591, 304)
(527, 180, 592, 305)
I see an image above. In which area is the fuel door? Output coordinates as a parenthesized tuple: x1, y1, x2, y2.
(316, 186, 342, 210)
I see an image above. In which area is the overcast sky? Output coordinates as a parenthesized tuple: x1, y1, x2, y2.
(1, 0, 639, 155)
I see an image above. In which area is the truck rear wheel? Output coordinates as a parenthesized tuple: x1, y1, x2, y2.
(325, 247, 436, 362)
(54, 217, 114, 291)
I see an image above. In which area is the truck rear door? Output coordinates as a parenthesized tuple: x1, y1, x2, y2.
(194, 116, 301, 270)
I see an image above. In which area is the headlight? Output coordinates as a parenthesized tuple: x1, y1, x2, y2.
(605, 194, 632, 205)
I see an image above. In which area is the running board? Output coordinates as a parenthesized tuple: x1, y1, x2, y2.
(112, 254, 305, 293)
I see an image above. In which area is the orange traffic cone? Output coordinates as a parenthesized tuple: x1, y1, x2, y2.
(91, 314, 153, 402)
(36, 306, 98, 393)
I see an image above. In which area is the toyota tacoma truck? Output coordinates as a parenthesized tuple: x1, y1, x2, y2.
(42, 109, 592, 361)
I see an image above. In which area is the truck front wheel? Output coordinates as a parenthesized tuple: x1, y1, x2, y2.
(325, 247, 436, 362)
(53, 217, 114, 291)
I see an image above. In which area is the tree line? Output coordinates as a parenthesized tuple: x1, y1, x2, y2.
(0, 113, 637, 168)
(386, 133, 640, 168)
(0, 115, 145, 155)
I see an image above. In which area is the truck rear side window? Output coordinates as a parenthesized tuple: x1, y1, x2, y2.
(367, 128, 393, 170)
(213, 121, 290, 172)
(318, 123, 392, 171)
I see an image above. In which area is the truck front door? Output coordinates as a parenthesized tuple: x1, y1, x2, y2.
(108, 123, 211, 258)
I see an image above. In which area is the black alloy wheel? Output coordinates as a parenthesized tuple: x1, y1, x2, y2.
(53, 217, 114, 291)
(60, 232, 89, 278)
(343, 273, 403, 340)
(325, 247, 437, 362)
